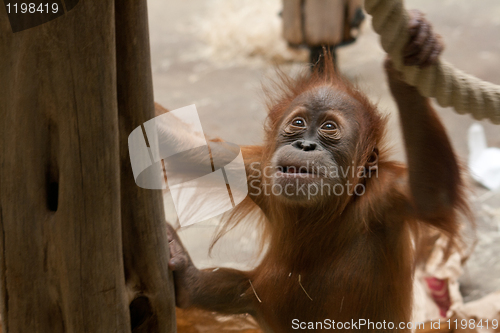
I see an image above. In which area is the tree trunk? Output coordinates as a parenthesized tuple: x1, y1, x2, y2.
(116, 0, 177, 332)
(0, 0, 176, 332)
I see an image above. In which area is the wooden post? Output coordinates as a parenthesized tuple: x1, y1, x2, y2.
(0, 0, 175, 331)
(282, 0, 345, 46)
(116, 0, 176, 332)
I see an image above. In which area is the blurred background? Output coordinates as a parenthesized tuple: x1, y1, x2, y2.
(149, 0, 500, 303)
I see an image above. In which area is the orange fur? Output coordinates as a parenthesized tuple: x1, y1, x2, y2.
(205, 54, 471, 332)
(164, 52, 471, 333)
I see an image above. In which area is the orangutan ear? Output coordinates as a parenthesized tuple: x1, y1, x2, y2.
(366, 148, 379, 171)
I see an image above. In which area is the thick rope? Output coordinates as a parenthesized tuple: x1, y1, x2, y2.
(364, 0, 500, 124)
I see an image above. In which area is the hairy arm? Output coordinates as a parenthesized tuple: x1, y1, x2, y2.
(166, 223, 256, 315)
(384, 11, 465, 234)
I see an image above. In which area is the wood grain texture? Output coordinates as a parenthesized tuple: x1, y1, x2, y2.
(282, 0, 351, 46)
(282, 0, 304, 45)
(115, 0, 176, 332)
(303, 0, 344, 45)
(0, 0, 175, 331)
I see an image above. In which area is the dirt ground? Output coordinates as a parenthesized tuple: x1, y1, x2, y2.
(148, 0, 500, 303)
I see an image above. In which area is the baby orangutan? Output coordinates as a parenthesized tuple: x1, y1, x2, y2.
(166, 10, 467, 333)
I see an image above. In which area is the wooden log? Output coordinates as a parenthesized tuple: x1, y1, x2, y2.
(282, 0, 364, 46)
(303, 0, 345, 46)
(282, 0, 304, 45)
(0, 0, 175, 331)
(116, 0, 176, 332)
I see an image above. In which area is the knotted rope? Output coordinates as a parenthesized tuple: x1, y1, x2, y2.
(364, 0, 500, 124)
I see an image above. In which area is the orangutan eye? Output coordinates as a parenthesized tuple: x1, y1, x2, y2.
(291, 117, 306, 127)
(321, 121, 338, 131)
